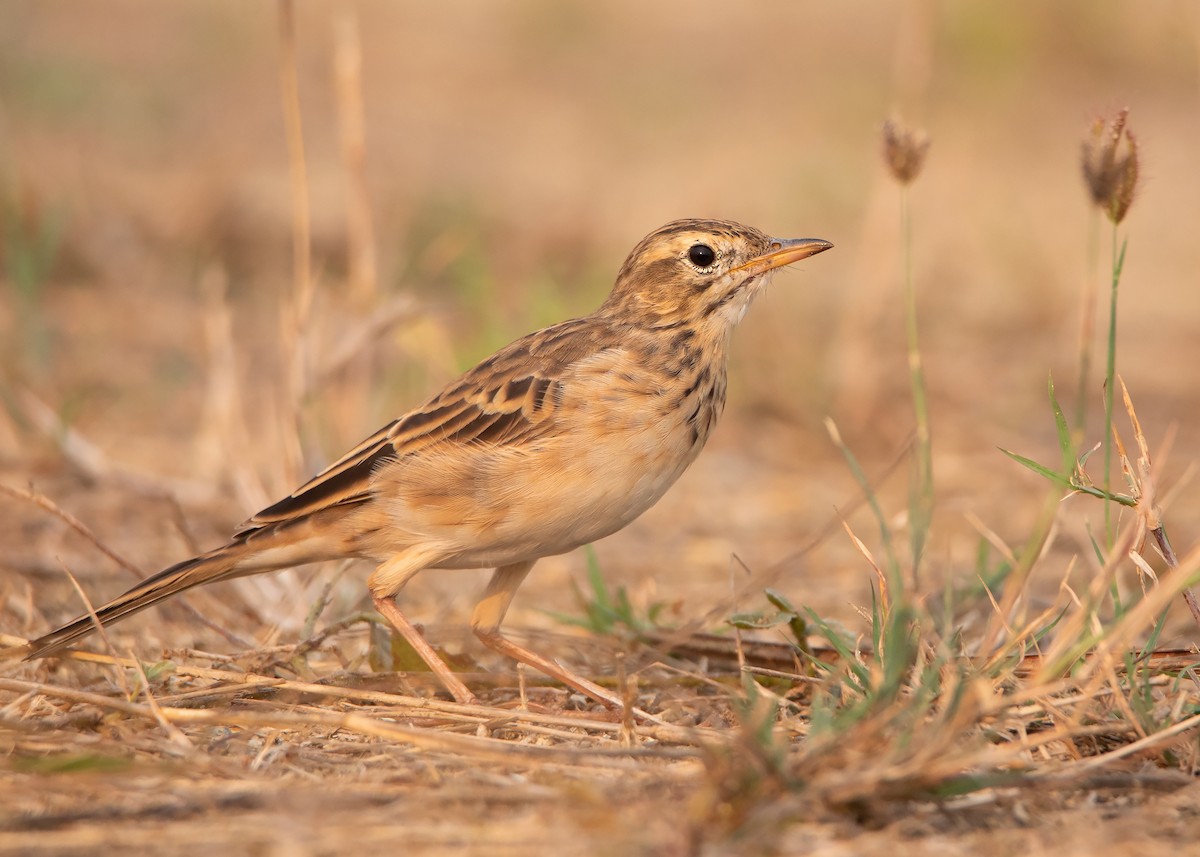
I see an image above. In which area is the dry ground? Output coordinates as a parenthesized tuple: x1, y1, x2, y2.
(3, 2, 1200, 854)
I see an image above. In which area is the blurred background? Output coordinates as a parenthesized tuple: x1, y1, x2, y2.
(3, 1, 1200, 651)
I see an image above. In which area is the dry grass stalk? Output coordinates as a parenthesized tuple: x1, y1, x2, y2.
(1115, 377, 1200, 626)
(197, 266, 270, 514)
(676, 436, 912, 646)
(0, 677, 695, 769)
(0, 482, 253, 649)
(56, 563, 132, 700)
(840, 517, 888, 613)
(276, 0, 314, 487)
(125, 656, 196, 754)
(8, 646, 711, 746)
(0, 482, 143, 580)
(333, 6, 378, 307)
(1071, 709, 1200, 773)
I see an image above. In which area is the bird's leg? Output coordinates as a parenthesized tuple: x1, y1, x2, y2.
(470, 561, 626, 710)
(370, 593, 478, 705)
(369, 552, 477, 705)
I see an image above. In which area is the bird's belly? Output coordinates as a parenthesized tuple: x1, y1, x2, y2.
(370, 413, 704, 570)
(443, 433, 697, 568)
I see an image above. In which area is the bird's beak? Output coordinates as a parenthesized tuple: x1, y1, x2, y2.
(732, 237, 834, 276)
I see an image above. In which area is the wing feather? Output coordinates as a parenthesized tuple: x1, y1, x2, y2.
(239, 317, 609, 533)
(239, 420, 399, 531)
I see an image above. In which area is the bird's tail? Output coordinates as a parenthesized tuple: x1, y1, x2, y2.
(24, 515, 347, 660)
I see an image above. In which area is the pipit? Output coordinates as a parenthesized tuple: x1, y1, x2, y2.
(26, 219, 832, 708)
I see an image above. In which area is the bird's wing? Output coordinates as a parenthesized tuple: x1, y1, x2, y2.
(237, 317, 615, 533)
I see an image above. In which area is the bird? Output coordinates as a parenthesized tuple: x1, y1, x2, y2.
(25, 218, 832, 708)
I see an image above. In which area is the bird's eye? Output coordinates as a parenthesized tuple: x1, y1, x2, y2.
(687, 244, 717, 268)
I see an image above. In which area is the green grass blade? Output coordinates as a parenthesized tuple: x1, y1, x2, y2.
(999, 448, 1072, 490)
(826, 418, 903, 593)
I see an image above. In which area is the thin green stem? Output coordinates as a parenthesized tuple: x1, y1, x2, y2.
(902, 187, 933, 586)
(826, 418, 903, 593)
(1102, 224, 1127, 549)
(1074, 209, 1100, 439)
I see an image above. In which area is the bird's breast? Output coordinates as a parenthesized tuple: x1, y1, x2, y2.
(365, 333, 732, 568)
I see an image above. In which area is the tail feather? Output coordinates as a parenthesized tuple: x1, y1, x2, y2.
(24, 515, 349, 659)
(24, 546, 249, 659)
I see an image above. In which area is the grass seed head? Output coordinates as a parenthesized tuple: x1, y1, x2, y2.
(882, 116, 931, 185)
(1081, 107, 1140, 224)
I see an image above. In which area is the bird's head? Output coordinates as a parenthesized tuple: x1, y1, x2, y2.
(601, 219, 832, 330)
